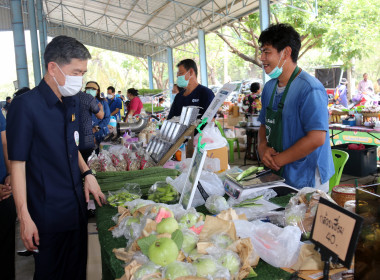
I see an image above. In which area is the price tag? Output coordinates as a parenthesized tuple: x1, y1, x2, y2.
(310, 197, 363, 268)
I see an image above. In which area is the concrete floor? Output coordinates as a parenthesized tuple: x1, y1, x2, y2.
(14, 152, 379, 279)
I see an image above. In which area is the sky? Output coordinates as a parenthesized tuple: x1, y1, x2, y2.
(0, 31, 19, 85)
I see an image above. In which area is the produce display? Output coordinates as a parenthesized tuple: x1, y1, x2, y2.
(235, 166, 264, 181)
(107, 187, 141, 207)
(148, 182, 179, 204)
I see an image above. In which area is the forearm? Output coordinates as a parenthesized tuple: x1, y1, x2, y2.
(274, 130, 326, 167)
(95, 110, 104, 119)
(110, 108, 120, 116)
(1, 131, 10, 173)
(78, 151, 90, 173)
(257, 125, 267, 152)
(127, 110, 135, 117)
(11, 161, 29, 219)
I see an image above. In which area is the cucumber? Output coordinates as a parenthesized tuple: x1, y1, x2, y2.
(236, 166, 264, 181)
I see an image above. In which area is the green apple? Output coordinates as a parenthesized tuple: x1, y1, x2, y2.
(178, 213, 198, 229)
(148, 237, 179, 266)
(157, 217, 179, 234)
(133, 262, 160, 280)
(181, 230, 198, 254)
(188, 249, 202, 261)
(212, 234, 233, 248)
(165, 261, 194, 279)
(218, 251, 240, 275)
(193, 256, 217, 277)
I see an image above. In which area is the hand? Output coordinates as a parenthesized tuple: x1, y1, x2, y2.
(5, 174, 11, 186)
(84, 174, 106, 207)
(259, 145, 281, 171)
(19, 215, 39, 251)
(0, 184, 12, 201)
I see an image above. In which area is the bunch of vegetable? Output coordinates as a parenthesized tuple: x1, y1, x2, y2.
(107, 190, 141, 207)
(148, 182, 179, 204)
(233, 195, 263, 208)
(236, 166, 264, 181)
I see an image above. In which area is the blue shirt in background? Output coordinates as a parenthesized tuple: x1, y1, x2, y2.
(107, 97, 122, 120)
(168, 84, 214, 119)
(259, 70, 335, 189)
(92, 99, 110, 144)
(0, 113, 6, 183)
(78, 91, 100, 150)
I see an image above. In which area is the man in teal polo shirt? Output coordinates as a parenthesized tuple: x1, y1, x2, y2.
(7, 35, 106, 279)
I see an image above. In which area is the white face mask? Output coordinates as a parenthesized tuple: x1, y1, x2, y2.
(53, 63, 83, 97)
(107, 94, 114, 99)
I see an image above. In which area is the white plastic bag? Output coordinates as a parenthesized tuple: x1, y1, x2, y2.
(194, 123, 228, 150)
(234, 220, 302, 268)
(167, 170, 225, 207)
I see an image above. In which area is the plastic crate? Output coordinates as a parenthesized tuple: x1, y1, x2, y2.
(332, 144, 377, 177)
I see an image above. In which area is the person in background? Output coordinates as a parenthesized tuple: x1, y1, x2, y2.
(374, 78, 380, 94)
(125, 88, 143, 120)
(358, 73, 374, 95)
(158, 97, 165, 107)
(167, 59, 214, 119)
(107, 86, 122, 120)
(79, 81, 104, 163)
(92, 82, 111, 147)
(0, 112, 16, 280)
(172, 84, 184, 95)
(333, 78, 348, 108)
(3, 97, 11, 112)
(6, 35, 105, 279)
(257, 23, 334, 192)
(13, 87, 30, 98)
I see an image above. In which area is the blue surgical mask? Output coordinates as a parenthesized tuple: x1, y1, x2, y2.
(177, 71, 190, 88)
(86, 89, 97, 97)
(267, 52, 286, 79)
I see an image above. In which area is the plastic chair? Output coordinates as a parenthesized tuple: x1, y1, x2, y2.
(215, 121, 240, 163)
(329, 149, 349, 193)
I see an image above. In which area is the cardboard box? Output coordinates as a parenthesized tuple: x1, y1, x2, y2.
(207, 146, 228, 172)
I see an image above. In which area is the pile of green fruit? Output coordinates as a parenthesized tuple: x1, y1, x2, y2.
(148, 183, 179, 204)
(107, 191, 141, 207)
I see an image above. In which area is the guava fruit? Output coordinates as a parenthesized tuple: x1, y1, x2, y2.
(181, 229, 199, 254)
(148, 237, 179, 266)
(157, 217, 179, 234)
(133, 262, 160, 280)
(211, 234, 234, 248)
(218, 250, 240, 275)
(205, 195, 229, 214)
(164, 261, 195, 280)
(155, 207, 174, 223)
(193, 256, 217, 277)
(188, 249, 202, 260)
(178, 213, 198, 229)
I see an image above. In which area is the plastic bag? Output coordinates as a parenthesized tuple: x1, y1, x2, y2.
(193, 123, 228, 150)
(205, 195, 229, 214)
(147, 182, 179, 204)
(167, 170, 225, 207)
(162, 261, 196, 280)
(234, 220, 301, 268)
(133, 261, 160, 280)
(88, 151, 101, 172)
(285, 187, 335, 238)
(207, 247, 241, 277)
(107, 185, 141, 207)
(192, 255, 230, 279)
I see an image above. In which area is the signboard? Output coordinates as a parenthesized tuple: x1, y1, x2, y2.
(201, 83, 236, 122)
(179, 147, 207, 210)
(310, 197, 363, 268)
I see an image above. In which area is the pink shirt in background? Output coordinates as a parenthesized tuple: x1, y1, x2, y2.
(127, 96, 143, 116)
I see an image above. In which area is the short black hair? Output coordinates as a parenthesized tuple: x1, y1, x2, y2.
(258, 23, 301, 63)
(177, 59, 198, 77)
(158, 97, 164, 103)
(107, 86, 115, 93)
(44, 35, 91, 70)
(6, 96, 11, 101)
(13, 87, 30, 97)
(127, 88, 139, 96)
(250, 82, 260, 93)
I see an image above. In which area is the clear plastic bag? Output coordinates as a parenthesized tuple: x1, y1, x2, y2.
(205, 195, 229, 215)
(207, 247, 241, 277)
(88, 151, 101, 171)
(106, 184, 142, 207)
(194, 123, 228, 150)
(167, 170, 225, 208)
(233, 220, 301, 268)
(148, 182, 179, 204)
(132, 261, 161, 280)
(162, 261, 196, 280)
(192, 255, 230, 279)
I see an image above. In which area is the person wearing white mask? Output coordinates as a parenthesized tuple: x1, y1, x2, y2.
(6, 35, 106, 279)
(78, 81, 104, 163)
(106, 86, 123, 121)
(257, 24, 334, 191)
(167, 59, 214, 120)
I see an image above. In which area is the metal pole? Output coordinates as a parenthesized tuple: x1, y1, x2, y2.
(259, 0, 270, 84)
(36, 0, 45, 75)
(28, 0, 41, 85)
(167, 47, 174, 103)
(198, 29, 208, 87)
(10, 0, 29, 88)
(43, 12, 48, 49)
(147, 56, 154, 89)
